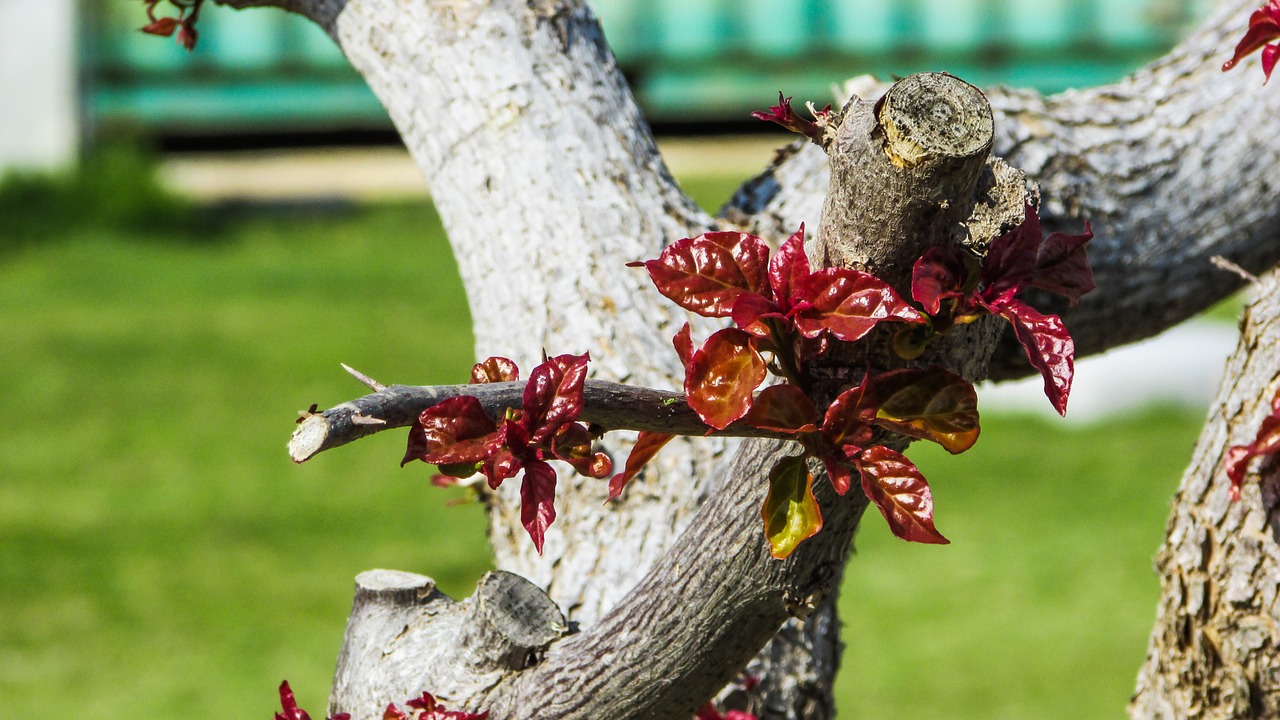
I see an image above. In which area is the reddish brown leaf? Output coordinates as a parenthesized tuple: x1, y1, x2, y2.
(1031, 223, 1095, 304)
(870, 367, 981, 454)
(405, 691, 490, 720)
(820, 454, 856, 496)
(857, 446, 949, 544)
(402, 397, 498, 467)
(742, 384, 819, 434)
(820, 377, 876, 450)
(911, 245, 976, 316)
(639, 232, 771, 317)
(761, 454, 823, 559)
(550, 423, 613, 478)
(608, 432, 675, 500)
(522, 352, 590, 444)
(470, 356, 519, 384)
(768, 224, 812, 310)
(981, 203, 1094, 305)
(730, 292, 786, 340)
(685, 329, 767, 430)
(673, 322, 695, 367)
(520, 460, 558, 554)
(275, 681, 350, 720)
(792, 268, 925, 342)
(990, 300, 1074, 416)
(383, 705, 408, 720)
(140, 17, 180, 36)
(751, 92, 826, 143)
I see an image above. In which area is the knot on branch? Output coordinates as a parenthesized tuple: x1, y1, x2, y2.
(329, 570, 566, 720)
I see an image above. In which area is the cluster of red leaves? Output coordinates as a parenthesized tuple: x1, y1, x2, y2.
(140, 0, 205, 51)
(751, 93, 833, 144)
(695, 703, 758, 720)
(622, 225, 975, 555)
(1224, 1, 1280, 82)
(911, 203, 1094, 415)
(274, 682, 486, 720)
(401, 354, 611, 553)
(1225, 387, 1280, 502)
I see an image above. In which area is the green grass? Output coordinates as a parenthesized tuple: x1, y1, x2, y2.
(0, 166, 1206, 718)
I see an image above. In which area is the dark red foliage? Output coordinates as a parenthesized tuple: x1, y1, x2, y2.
(1224, 1, 1280, 81)
(856, 446, 948, 545)
(791, 268, 926, 342)
(1225, 387, 1280, 501)
(635, 232, 770, 318)
(608, 431, 675, 500)
(470, 356, 519, 384)
(684, 328, 767, 430)
(274, 681, 350, 720)
(751, 92, 830, 144)
(140, 0, 204, 51)
(520, 460, 558, 554)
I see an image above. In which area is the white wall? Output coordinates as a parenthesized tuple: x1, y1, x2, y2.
(0, 0, 79, 172)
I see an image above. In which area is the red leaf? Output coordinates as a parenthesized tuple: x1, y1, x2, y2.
(383, 705, 408, 720)
(481, 419, 528, 489)
(522, 352, 590, 444)
(685, 329, 767, 430)
(769, 224, 812, 311)
(275, 681, 310, 720)
(608, 432, 675, 500)
(673, 323, 695, 367)
(869, 367, 981, 453)
(639, 232, 771, 317)
(990, 300, 1074, 416)
(792, 268, 925, 342)
(550, 422, 613, 478)
(1224, 0, 1280, 81)
(761, 454, 824, 559)
(820, 454, 856, 496)
(751, 92, 826, 143)
(177, 23, 199, 51)
(742, 384, 819, 434)
(911, 245, 976, 316)
(820, 376, 876, 451)
(730, 292, 787, 340)
(521, 460, 558, 554)
(471, 356, 519, 384)
(402, 397, 498, 467)
(140, 17, 180, 36)
(1030, 223, 1095, 304)
(405, 691, 490, 720)
(857, 446, 949, 544)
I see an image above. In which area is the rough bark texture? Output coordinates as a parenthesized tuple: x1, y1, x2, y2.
(1130, 271, 1280, 719)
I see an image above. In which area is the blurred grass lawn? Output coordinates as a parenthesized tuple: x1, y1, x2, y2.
(0, 170, 1205, 719)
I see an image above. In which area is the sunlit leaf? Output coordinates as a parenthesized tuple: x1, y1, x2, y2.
(751, 92, 828, 143)
(1223, 0, 1280, 81)
(608, 432, 675, 500)
(550, 422, 612, 478)
(820, 376, 876, 450)
(990, 300, 1074, 416)
(402, 396, 498, 467)
(857, 446, 948, 544)
(768, 224, 812, 311)
(637, 232, 771, 317)
(761, 454, 823, 559)
(792, 268, 925, 342)
(820, 454, 856, 496)
(522, 352, 590, 444)
(685, 329, 767, 430)
(471, 356, 519, 384)
(870, 367, 981, 453)
(742, 384, 818, 434)
(730, 292, 786, 340)
(673, 322, 695, 368)
(521, 459, 558, 554)
(481, 418, 528, 489)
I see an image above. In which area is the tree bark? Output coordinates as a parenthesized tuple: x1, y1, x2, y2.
(1130, 270, 1280, 718)
(207, 0, 1280, 716)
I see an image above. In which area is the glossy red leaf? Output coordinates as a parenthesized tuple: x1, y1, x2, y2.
(551, 422, 613, 479)
(991, 300, 1074, 416)
(742, 384, 819, 434)
(820, 454, 856, 496)
(1224, 0, 1280, 81)
(761, 454, 824, 559)
(275, 681, 350, 720)
(685, 328, 767, 430)
(608, 431, 675, 500)
(751, 92, 826, 143)
(820, 377, 876, 450)
(695, 703, 759, 720)
(521, 460, 558, 554)
(1224, 390, 1280, 501)
(638, 232, 771, 317)
(481, 418, 528, 489)
(402, 397, 498, 467)
(870, 367, 981, 454)
(769, 224, 812, 311)
(730, 292, 786, 340)
(522, 352, 590, 444)
(1030, 224, 1095, 304)
(405, 691, 490, 720)
(673, 323, 695, 367)
(792, 268, 925, 342)
(911, 245, 975, 316)
(383, 705, 408, 720)
(857, 446, 949, 544)
(470, 356, 519, 384)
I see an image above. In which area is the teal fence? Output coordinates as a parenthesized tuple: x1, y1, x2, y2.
(85, 0, 1213, 133)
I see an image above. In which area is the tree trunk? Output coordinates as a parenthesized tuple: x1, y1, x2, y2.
(213, 0, 1280, 716)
